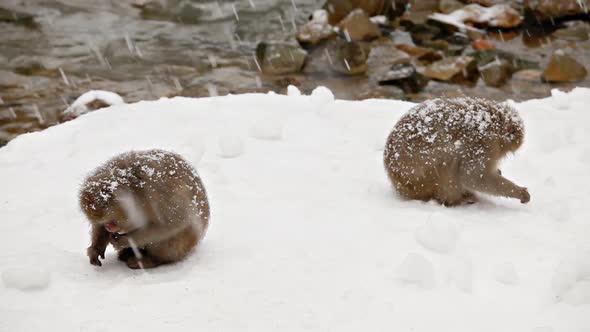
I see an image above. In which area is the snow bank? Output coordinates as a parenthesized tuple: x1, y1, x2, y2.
(1, 87, 589, 331)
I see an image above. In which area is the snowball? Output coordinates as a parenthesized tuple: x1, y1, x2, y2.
(494, 262, 519, 285)
(310, 86, 334, 106)
(287, 85, 301, 97)
(63, 90, 125, 116)
(249, 120, 283, 141)
(414, 218, 459, 254)
(370, 15, 388, 25)
(2, 268, 50, 291)
(218, 135, 244, 158)
(396, 253, 435, 289)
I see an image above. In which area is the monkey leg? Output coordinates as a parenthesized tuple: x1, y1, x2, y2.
(462, 171, 529, 203)
(124, 254, 162, 269)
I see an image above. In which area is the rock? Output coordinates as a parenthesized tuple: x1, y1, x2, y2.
(323, 0, 409, 25)
(423, 55, 479, 85)
(408, 23, 442, 46)
(378, 63, 429, 93)
(389, 30, 415, 45)
(542, 50, 588, 83)
(429, 4, 522, 29)
(447, 32, 471, 46)
(367, 38, 411, 73)
(0, 6, 36, 27)
(470, 49, 539, 72)
(472, 39, 495, 50)
(304, 39, 369, 75)
(552, 21, 590, 42)
(61, 90, 125, 122)
(513, 69, 542, 81)
(479, 59, 514, 87)
(297, 10, 336, 46)
(395, 44, 443, 64)
(338, 9, 382, 42)
(524, 0, 590, 20)
(256, 42, 307, 75)
(439, 0, 464, 13)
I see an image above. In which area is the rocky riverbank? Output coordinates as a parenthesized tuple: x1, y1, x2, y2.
(1, 0, 589, 146)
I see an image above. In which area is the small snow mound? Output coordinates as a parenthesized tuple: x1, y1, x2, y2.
(551, 89, 570, 110)
(397, 253, 436, 289)
(414, 218, 459, 254)
(62, 90, 125, 118)
(287, 85, 301, 97)
(310, 86, 335, 105)
(249, 120, 283, 141)
(2, 268, 50, 291)
(494, 262, 519, 285)
(218, 135, 244, 158)
(551, 252, 590, 305)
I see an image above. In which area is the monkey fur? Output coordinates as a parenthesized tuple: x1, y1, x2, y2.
(79, 149, 210, 269)
(384, 97, 530, 206)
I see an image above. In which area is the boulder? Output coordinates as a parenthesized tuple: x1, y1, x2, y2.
(429, 4, 522, 29)
(304, 39, 369, 75)
(256, 43, 307, 75)
(524, 0, 590, 20)
(378, 63, 429, 93)
(338, 9, 381, 42)
(469, 49, 539, 72)
(479, 59, 514, 87)
(323, 0, 409, 25)
(396, 44, 443, 64)
(423, 55, 479, 85)
(552, 21, 590, 42)
(297, 10, 336, 46)
(542, 50, 588, 82)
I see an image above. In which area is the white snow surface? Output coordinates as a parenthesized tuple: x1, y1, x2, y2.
(1, 87, 590, 331)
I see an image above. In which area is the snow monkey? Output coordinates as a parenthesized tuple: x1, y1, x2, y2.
(383, 97, 530, 206)
(79, 149, 210, 269)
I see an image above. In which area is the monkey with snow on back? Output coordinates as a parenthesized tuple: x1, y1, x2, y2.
(384, 97, 530, 206)
(79, 149, 210, 269)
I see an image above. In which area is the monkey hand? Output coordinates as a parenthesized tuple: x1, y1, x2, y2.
(110, 233, 130, 250)
(87, 246, 105, 267)
(519, 188, 530, 204)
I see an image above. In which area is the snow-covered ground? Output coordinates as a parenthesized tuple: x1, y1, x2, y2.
(1, 87, 589, 332)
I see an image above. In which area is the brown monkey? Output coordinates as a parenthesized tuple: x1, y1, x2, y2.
(384, 97, 530, 206)
(79, 149, 210, 269)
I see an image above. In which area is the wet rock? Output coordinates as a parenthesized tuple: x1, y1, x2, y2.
(0, 6, 36, 27)
(439, 0, 464, 13)
(297, 10, 336, 46)
(367, 38, 411, 71)
(479, 59, 513, 87)
(429, 4, 522, 29)
(552, 21, 590, 42)
(338, 9, 382, 42)
(513, 69, 542, 81)
(447, 32, 471, 46)
(421, 39, 450, 52)
(423, 55, 479, 85)
(389, 30, 415, 45)
(470, 49, 539, 72)
(304, 39, 369, 75)
(542, 50, 588, 82)
(378, 63, 429, 93)
(472, 39, 495, 50)
(0, 70, 35, 89)
(256, 42, 307, 75)
(323, 0, 409, 25)
(356, 86, 406, 100)
(524, 0, 590, 20)
(408, 23, 442, 45)
(133, 0, 206, 24)
(395, 44, 443, 64)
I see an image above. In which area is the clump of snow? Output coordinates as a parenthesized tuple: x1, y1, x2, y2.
(249, 119, 283, 140)
(287, 85, 301, 97)
(551, 89, 571, 110)
(62, 90, 124, 117)
(414, 218, 459, 254)
(2, 268, 50, 291)
(396, 253, 436, 289)
(218, 135, 244, 158)
(494, 262, 519, 285)
(370, 15, 388, 25)
(310, 86, 334, 105)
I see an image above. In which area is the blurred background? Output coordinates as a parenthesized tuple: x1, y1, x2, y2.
(1, 0, 589, 146)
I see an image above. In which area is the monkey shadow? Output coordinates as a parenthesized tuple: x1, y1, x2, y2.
(94, 247, 209, 285)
